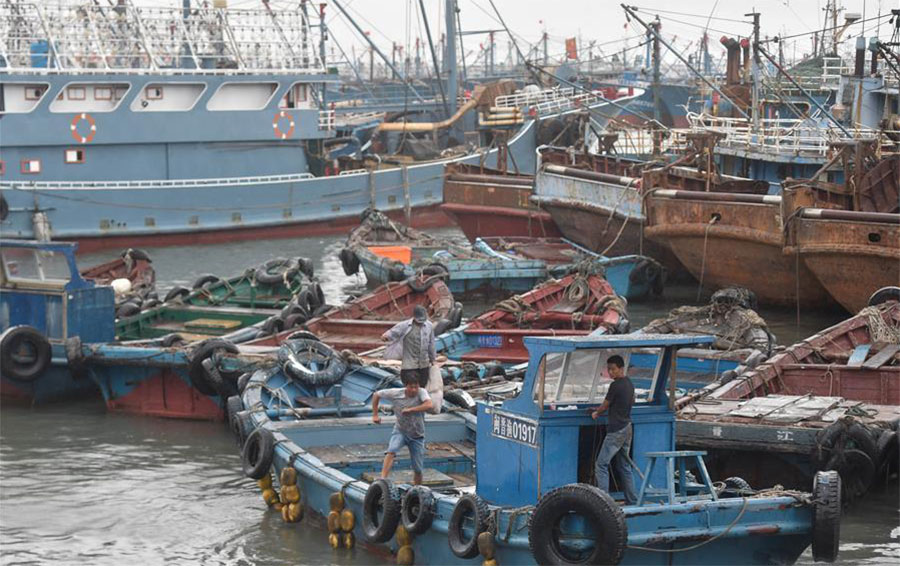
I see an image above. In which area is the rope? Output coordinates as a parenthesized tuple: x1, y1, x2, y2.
(858, 305, 900, 344)
(627, 497, 749, 553)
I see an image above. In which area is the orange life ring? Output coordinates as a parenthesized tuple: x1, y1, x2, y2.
(70, 113, 97, 144)
(273, 111, 295, 140)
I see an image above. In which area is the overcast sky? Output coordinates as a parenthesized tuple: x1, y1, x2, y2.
(134, 1, 898, 65)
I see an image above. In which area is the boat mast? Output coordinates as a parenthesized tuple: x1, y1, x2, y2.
(445, 0, 458, 118)
(417, 0, 449, 117)
(748, 11, 760, 132)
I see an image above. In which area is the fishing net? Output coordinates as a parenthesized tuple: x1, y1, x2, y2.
(858, 305, 900, 344)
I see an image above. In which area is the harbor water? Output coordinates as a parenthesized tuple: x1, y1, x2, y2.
(1, 232, 897, 565)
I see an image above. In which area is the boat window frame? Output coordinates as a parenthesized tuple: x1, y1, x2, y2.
(64, 149, 85, 164)
(0, 82, 51, 114)
(206, 81, 280, 112)
(67, 86, 86, 101)
(130, 82, 207, 113)
(49, 81, 132, 114)
(20, 159, 41, 174)
(93, 86, 113, 101)
(1, 247, 72, 290)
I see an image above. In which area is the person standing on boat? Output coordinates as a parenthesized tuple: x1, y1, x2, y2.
(591, 355, 638, 505)
(372, 373, 434, 485)
(381, 305, 436, 387)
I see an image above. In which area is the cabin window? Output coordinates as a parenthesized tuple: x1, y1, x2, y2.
(281, 83, 310, 108)
(534, 350, 636, 405)
(207, 82, 278, 111)
(146, 86, 164, 100)
(1, 247, 71, 284)
(94, 86, 112, 101)
(20, 159, 41, 174)
(1, 83, 50, 113)
(65, 149, 85, 164)
(67, 86, 86, 101)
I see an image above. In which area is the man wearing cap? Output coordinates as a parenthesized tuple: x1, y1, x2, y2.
(381, 305, 436, 387)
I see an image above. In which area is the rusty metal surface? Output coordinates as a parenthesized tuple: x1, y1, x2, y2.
(644, 193, 834, 308)
(785, 213, 900, 313)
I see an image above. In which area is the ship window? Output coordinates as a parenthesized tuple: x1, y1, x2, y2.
(65, 149, 85, 164)
(207, 82, 279, 111)
(281, 83, 310, 108)
(20, 159, 41, 174)
(67, 86, 86, 101)
(534, 349, 637, 405)
(50, 83, 131, 113)
(130, 83, 205, 112)
(25, 86, 47, 101)
(94, 86, 112, 101)
(2, 247, 71, 285)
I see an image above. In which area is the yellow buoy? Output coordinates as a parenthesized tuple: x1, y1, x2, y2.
(342, 531, 355, 549)
(279, 467, 298, 486)
(257, 475, 273, 490)
(483, 559, 498, 566)
(273, 502, 284, 512)
(395, 525, 412, 547)
(281, 503, 291, 523)
(477, 532, 496, 559)
(262, 488, 279, 506)
(396, 544, 414, 566)
(339, 508, 356, 532)
(328, 533, 341, 549)
(327, 510, 341, 533)
(281, 485, 301, 504)
(329, 491, 345, 511)
(287, 502, 303, 523)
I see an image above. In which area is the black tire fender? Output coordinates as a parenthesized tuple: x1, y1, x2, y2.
(448, 493, 490, 559)
(255, 258, 299, 285)
(444, 389, 476, 413)
(116, 301, 142, 319)
(233, 411, 252, 448)
(867, 286, 900, 307)
(278, 338, 348, 386)
(296, 257, 315, 279)
(188, 339, 239, 396)
(284, 330, 320, 343)
(281, 301, 309, 320)
(121, 248, 152, 262)
(362, 478, 401, 543)
(226, 395, 243, 427)
(192, 274, 222, 289)
(296, 288, 316, 314)
(236, 372, 252, 393)
(261, 316, 285, 336)
(401, 485, 436, 535)
(449, 302, 464, 329)
(163, 286, 190, 303)
(811, 470, 841, 563)
(312, 304, 333, 317)
(283, 313, 307, 330)
(422, 262, 450, 281)
(241, 427, 276, 480)
(339, 248, 360, 276)
(877, 430, 899, 474)
(433, 318, 453, 336)
(308, 282, 325, 309)
(529, 483, 627, 565)
(160, 333, 185, 347)
(722, 476, 753, 495)
(0, 326, 51, 382)
(388, 261, 407, 282)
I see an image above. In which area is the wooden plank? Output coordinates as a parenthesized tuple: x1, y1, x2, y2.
(862, 344, 900, 369)
(362, 468, 454, 486)
(185, 318, 242, 330)
(846, 344, 872, 368)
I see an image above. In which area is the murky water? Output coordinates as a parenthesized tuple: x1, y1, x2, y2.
(1, 231, 896, 565)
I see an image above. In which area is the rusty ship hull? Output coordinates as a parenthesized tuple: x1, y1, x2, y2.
(786, 209, 900, 313)
(644, 189, 836, 308)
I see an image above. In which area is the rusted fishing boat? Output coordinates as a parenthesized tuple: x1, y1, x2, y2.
(783, 154, 900, 313)
(439, 163, 561, 240)
(676, 288, 900, 501)
(441, 269, 628, 365)
(249, 275, 460, 353)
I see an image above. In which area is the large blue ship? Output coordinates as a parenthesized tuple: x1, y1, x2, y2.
(0, 2, 637, 253)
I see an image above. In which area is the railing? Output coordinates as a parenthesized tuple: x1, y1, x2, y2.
(494, 87, 575, 109)
(318, 109, 335, 131)
(0, 172, 316, 191)
(0, 1, 324, 73)
(338, 169, 368, 176)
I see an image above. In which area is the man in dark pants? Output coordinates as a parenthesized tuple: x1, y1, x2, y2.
(381, 305, 436, 387)
(591, 354, 638, 505)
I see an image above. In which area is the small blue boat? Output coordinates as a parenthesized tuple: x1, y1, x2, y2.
(341, 209, 659, 299)
(0, 240, 115, 403)
(236, 333, 841, 565)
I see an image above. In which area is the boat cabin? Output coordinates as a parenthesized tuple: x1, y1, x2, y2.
(475, 333, 716, 506)
(1, 240, 114, 343)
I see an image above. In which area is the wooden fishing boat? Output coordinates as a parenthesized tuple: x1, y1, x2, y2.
(474, 236, 665, 300)
(440, 271, 629, 365)
(439, 163, 561, 240)
(676, 289, 900, 500)
(114, 303, 281, 344)
(233, 333, 842, 565)
(80, 248, 156, 303)
(249, 275, 461, 354)
(162, 256, 319, 311)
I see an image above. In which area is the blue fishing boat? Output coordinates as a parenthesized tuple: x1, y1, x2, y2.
(237, 333, 841, 565)
(0, 239, 115, 403)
